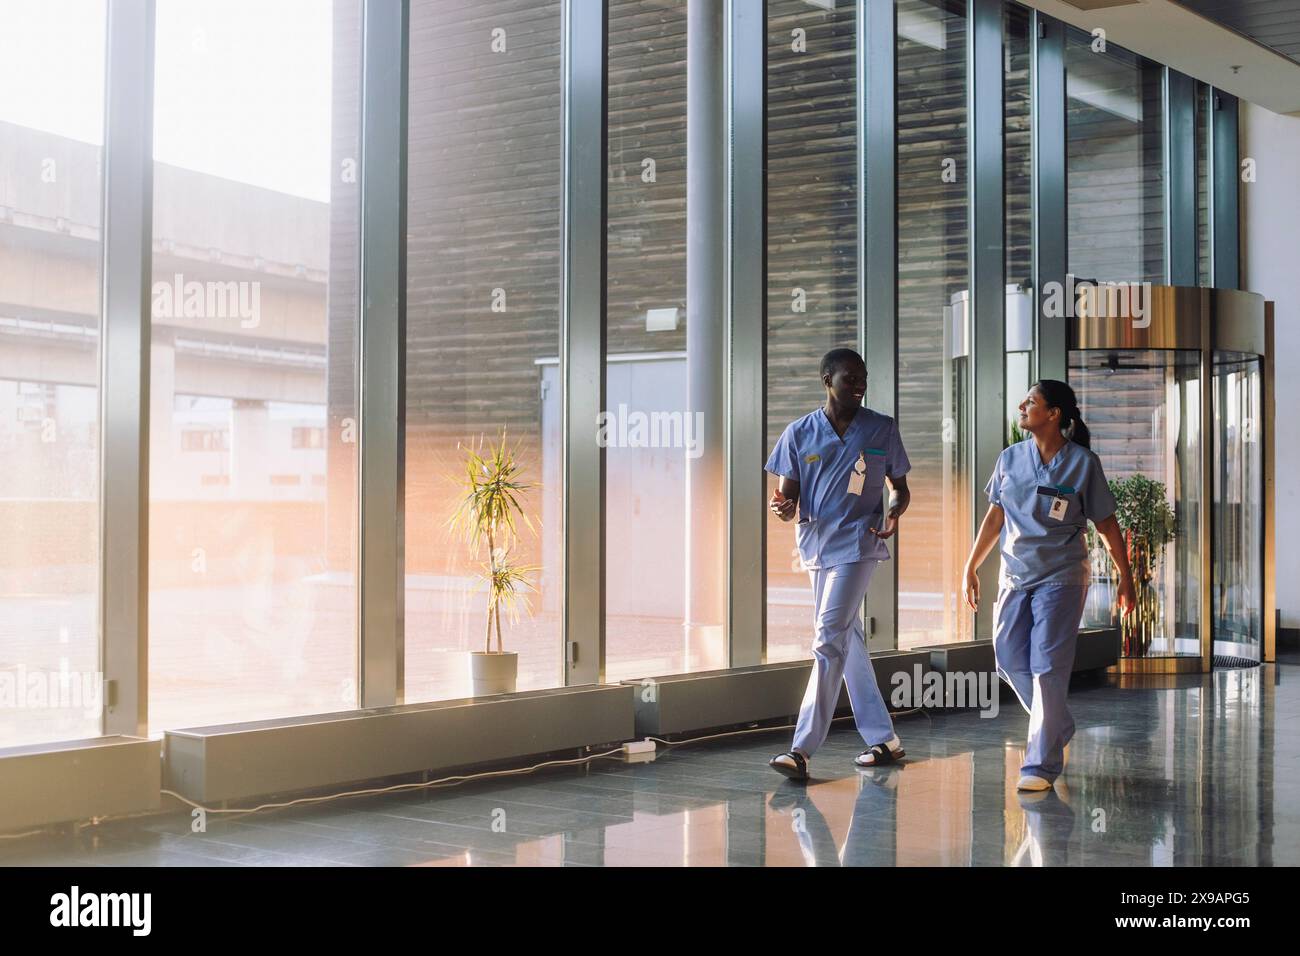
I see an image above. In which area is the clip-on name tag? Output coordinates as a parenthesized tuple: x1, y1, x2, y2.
(847, 451, 866, 496)
(1036, 485, 1069, 521)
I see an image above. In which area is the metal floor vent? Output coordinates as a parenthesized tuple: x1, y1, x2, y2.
(1213, 655, 1261, 669)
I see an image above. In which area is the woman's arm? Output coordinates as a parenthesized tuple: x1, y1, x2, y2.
(962, 505, 1004, 611)
(1092, 514, 1136, 615)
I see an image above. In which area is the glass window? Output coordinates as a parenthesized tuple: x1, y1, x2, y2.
(896, 0, 970, 648)
(764, 0, 858, 663)
(404, 0, 563, 701)
(148, 0, 360, 729)
(0, 1, 107, 747)
(605, 0, 725, 679)
(1066, 30, 1164, 286)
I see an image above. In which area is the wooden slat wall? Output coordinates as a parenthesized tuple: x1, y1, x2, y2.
(607, 0, 688, 355)
(764, 0, 858, 454)
(400, 0, 565, 573)
(895, 0, 969, 638)
(322, 0, 1182, 588)
(1065, 33, 1165, 286)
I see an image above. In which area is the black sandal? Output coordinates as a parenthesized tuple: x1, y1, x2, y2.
(769, 750, 809, 781)
(854, 742, 905, 767)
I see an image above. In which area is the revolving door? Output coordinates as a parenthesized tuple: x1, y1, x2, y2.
(1068, 286, 1275, 672)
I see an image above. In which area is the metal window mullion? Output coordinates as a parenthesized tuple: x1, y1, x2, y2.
(1031, 9, 1066, 383)
(861, 0, 897, 653)
(1167, 68, 1196, 286)
(357, 0, 408, 707)
(970, 0, 1005, 642)
(100, 0, 155, 738)
(561, 0, 607, 685)
(727, 0, 766, 667)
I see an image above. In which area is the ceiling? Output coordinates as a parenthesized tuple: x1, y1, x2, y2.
(1019, 0, 1300, 114)
(1174, 1, 1300, 65)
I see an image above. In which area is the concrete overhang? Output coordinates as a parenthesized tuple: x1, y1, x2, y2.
(1018, 0, 1300, 115)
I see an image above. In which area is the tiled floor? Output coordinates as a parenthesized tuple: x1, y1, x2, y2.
(4, 655, 1298, 866)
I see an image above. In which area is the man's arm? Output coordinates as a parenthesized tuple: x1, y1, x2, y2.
(770, 475, 800, 521)
(870, 474, 910, 539)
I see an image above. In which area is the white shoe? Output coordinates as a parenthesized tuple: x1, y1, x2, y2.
(1017, 775, 1051, 792)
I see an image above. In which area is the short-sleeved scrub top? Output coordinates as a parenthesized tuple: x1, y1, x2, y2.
(984, 438, 1117, 589)
(765, 406, 911, 570)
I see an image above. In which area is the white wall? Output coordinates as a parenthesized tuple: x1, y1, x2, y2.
(1241, 102, 1300, 628)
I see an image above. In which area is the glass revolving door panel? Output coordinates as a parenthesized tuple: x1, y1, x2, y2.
(1212, 352, 1263, 664)
(1070, 349, 1202, 661)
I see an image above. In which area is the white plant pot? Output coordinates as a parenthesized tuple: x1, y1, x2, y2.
(469, 651, 518, 697)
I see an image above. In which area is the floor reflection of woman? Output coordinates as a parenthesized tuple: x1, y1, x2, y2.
(962, 380, 1136, 792)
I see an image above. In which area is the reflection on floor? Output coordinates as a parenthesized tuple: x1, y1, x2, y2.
(3, 655, 1298, 866)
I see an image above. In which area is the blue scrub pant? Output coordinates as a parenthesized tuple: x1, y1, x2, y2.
(992, 584, 1089, 782)
(791, 560, 895, 757)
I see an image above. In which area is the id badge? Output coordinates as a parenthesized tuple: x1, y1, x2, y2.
(847, 452, 866, 496)
(1049, 495, 1068, 521)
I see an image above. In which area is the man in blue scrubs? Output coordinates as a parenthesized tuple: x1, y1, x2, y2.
(766, 349, 911, 781)
(964, 380, 1135, 791)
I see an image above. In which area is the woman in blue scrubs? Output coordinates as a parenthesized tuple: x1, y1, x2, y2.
(766, 349, 912, 781)
(963, 380, 1135, 791)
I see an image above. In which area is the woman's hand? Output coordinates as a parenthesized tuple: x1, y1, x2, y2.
(770, 488, 797, 522)
(962, 565, 980, 612)
(1116, 575, 1137, 617)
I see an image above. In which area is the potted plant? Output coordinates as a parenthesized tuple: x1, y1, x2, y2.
(447, 431, 538, 696)
(1087, 474, 1176, 657)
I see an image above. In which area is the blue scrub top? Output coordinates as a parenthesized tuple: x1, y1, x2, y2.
(985, 438, 1117, 589)
(766, 406, 911, 570)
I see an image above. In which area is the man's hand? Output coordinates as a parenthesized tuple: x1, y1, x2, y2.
(869, 508, 899, 540)
(770, 488, 797, 521)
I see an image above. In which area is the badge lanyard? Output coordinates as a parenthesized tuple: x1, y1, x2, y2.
(847, 451, 866, 496)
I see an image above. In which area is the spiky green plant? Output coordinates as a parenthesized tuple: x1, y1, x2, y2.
(1008, 418, 1025, 447)
(447, 431, 538, 653)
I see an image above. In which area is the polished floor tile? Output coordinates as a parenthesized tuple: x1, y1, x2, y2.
(2, 656, 1297, 866)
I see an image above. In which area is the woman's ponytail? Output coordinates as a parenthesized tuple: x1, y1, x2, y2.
(1067, 408, 1091, 450)
(1033, 379, 1091, 449)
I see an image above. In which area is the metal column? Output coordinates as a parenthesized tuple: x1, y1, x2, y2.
(357, 0, 408, 707)
(561, 0, 607, 685)
(1032, 10, 1067, 383)
(1167, 68, 1197, 287)
(969, 0, 1005, 642)
(727, 0, 767, 667)
(685, 0, 729, 669)
(100, 0, 155, 737)
(1211, 89, 1240, 290)
(860, 0, 897, 653)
